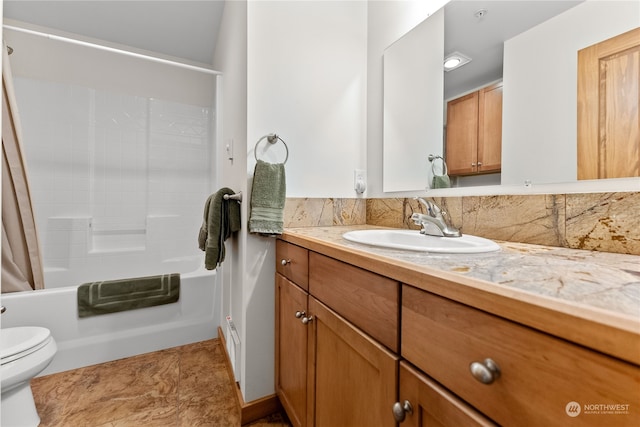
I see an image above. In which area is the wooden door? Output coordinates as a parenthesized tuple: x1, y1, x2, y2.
(276, 274, 309, 427)
(446, 91, 479, 175)
(477, 82, 503, 173)
(578, 27, 640, 179)
(309, 297, 398, 427)
(397, 362, 496, 427)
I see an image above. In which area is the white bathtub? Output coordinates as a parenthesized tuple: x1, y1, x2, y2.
(0, 256, 219, 376)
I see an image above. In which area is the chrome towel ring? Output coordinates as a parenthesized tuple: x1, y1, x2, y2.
(428, 154, 448, 176)
(254, 133, 289, 164)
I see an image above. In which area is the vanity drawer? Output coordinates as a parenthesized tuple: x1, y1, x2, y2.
(402, 285, 640, 427)
(276, 240, 309, 290)
(309, 252, 399, 352)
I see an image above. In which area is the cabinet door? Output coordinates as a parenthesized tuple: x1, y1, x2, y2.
(309, 297, 398, 427)
(477, 82, 502, 173)
(446, 91, 479, 175)
(578, 27, 640, 179)
(276, 274, 309, 427)
(396, 362, 496, 427)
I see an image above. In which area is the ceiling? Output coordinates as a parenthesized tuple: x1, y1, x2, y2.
(3, 0, 583, 88)
(3, 1, 225, 65)
(443, 0, 583, 99)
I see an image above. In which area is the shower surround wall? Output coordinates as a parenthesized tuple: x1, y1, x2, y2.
(14, 77, 213, 287)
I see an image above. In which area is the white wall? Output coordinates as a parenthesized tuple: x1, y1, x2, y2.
(214, 0, 450, 403)
(212, 0, 248, 392)
(213, 0, 370, 402)
(502, 0, 640, 186)
(243, 0, 368, 402)
(248, 0, 368, 199)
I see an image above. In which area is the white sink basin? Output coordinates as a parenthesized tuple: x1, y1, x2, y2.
(342, 229, 500, 254)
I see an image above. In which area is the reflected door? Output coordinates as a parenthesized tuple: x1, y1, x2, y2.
(578, 27, 640, 180)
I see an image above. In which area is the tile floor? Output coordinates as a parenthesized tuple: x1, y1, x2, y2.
(31, 339, 291, 426)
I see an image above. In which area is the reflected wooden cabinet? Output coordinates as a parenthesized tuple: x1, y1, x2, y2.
(578, 27, 640, 180)
(445, 82, 502, 176)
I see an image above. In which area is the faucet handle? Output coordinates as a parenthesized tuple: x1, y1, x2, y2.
(414, 197, 440, 218)
(428, 202, 442, 217)
(410, 212, 423, 225)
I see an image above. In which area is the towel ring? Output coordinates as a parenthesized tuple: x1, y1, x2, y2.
(254, 133, 289, 164)
(428, 154, 448, 177)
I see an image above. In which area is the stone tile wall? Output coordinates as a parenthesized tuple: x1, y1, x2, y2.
(284, 192, 640, 256)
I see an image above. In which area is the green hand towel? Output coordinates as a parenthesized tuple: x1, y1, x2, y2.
(432, 174, 451, 189)
(199, 188, 241, 269)
(249, 160, 286, 235)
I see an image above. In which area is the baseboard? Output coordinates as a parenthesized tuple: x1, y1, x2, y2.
(217, 327, 281, 425)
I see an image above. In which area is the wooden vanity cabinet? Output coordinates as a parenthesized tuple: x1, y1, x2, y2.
(276, 275, 309, 427)
(275, 241, 310, 427)
(397, 361, 496, 427)
(309, 297, 398, 427)
(278, 236, 640, 427)
(276, 242, 399, 427)
(446, 82, 502, 176)
(402, 285, 640, 427)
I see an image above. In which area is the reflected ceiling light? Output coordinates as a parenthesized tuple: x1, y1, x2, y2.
(443, 51, 471, 72)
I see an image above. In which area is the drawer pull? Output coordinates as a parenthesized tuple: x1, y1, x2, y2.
(392, 400, 413, 422)
(295, 311, 306, 319)
(281, 259, 291, 266)
(301, 316, 314, 324)
(470, 358, 501, 384)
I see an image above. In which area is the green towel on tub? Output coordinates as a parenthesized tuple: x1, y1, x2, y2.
(198, 188, 241, 269)
(249, 160, 286, 235)
(77, 273, 180, 318)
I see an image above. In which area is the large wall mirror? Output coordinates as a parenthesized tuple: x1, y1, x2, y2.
(383, 0, 640, 194)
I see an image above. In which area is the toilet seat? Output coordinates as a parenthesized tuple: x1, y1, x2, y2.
(1, 327, 52, 365)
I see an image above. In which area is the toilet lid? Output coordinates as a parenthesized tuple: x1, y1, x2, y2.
(1, 326, 51, 362)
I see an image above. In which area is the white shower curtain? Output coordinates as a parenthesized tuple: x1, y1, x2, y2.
(1, 42, 44, 292)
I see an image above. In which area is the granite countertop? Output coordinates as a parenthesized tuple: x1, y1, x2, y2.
(280, 225, 640, 364)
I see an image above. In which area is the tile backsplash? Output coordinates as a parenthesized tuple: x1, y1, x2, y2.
(284, 191, 639, 256)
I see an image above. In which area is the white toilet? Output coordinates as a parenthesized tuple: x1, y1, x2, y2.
(1, 326, 57, 427)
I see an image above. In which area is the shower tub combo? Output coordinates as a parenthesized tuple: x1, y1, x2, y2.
(1, 23, 223, 376)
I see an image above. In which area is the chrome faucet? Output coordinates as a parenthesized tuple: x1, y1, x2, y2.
(411, 197, 461, 237)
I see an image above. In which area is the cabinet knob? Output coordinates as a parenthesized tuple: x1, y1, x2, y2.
(295, 311, 306, 319)
(301, 316, 313, 324)
(469, 358, 501, 384)
(471, 163, 477, 167)
(392, 400, 413, 422)
(477, 161, 483, 166)
(281, 259, 291, 266)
